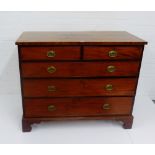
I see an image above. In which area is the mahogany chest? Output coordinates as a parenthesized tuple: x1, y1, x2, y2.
(15, 31, 147, 132)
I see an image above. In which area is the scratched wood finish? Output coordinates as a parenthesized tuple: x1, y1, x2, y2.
(24, 97, 133, 117)
(20, 46, 81, 60)
(22, 78, 137, 97)
(21, 61, 140, 77)
(84, 46, 143, 60)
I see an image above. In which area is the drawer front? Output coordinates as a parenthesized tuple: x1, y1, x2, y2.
(23, 78, 137, 97)
(24, 97, 133, 117)
(84, 46, 143, 60)
(20, 46, 80, 60)
(21, 61, 140, 78)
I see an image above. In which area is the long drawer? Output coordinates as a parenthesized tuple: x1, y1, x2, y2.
(24, 97, 133, 117)
(20, 46, 81, 60)
(21, 61, 140, 78)
(84, 46, 142, 60)
(23, 78, 137, 97)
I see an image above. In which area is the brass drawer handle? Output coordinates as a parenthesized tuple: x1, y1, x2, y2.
(48, 85, 56, 92)
(105, 84, 113, 91)
(48, 105, 56, 111)
(107, 65, 116, 73)
(47, 50, 56, 58)
(109, 50, 117, 57)
(103, 103, 111, 110)
(47, 66, 56, 73)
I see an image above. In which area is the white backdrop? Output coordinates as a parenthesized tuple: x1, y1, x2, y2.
(0, 11, 155, 98)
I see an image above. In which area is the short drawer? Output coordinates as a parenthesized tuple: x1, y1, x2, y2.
(20, 46, 80, 60)
(21, 61, 140, 78)
(23, 78, 137, 97)
(24, 97, 133, 117)
(84, 46, 143, 60)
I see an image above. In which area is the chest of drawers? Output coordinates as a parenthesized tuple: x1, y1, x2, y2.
(16, 31, 147, 132)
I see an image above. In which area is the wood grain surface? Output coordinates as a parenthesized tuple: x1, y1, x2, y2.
(16, 31, 147, 45)
(22, 78, 137, 97)
(21, 61, 140, 77)
(24, 97, 133, 117)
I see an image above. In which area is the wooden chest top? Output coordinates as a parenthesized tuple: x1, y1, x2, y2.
(16, 31, 147, 46)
